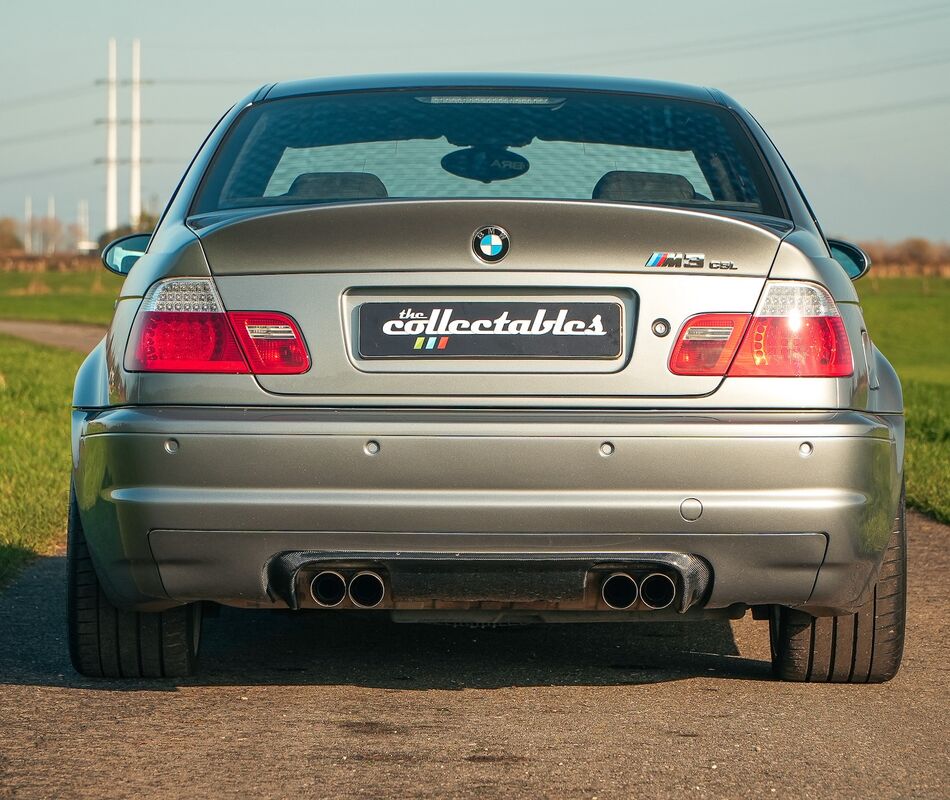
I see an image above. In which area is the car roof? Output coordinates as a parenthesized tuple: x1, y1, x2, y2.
(262, 73, 722, 105)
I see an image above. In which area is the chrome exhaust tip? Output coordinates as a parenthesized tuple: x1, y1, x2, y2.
(640, 573, 676, 610)
(310, 571, 347, 608)
(601, 572, 639, 610)
(348, 571, 386, 609)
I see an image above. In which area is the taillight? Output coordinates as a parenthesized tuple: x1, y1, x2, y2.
(129, 311, 249, 373)
(668, 281, 853, 378)
(228, 312, 310, 374)
(669, 313, 750, 375)
(729, 282, 853, 377)
(126, 278, 309, 374)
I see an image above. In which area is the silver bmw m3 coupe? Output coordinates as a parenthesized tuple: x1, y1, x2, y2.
(70, 74, 905, 681)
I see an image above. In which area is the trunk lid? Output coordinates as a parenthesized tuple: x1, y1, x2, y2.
(196, 200, 787, 399)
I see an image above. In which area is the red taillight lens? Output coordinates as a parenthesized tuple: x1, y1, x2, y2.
(228, 312, 310, 374)
(728, 315, 852, 377)
(669, 313, 750, 375)
(126, 278, 311, 374)
(667, 281, 854, 379)
(128, 311, 249, 373)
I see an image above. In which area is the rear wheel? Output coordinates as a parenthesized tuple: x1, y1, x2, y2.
(67, 487, 201, 678)
(769, 482, 906, 683)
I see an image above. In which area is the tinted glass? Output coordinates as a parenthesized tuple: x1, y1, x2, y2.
(194, 89, 784, 218)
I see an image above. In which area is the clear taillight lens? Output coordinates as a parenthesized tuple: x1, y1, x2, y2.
(126, 278, 309, 374)
(667, 281, 853, 378)
(728, 282, 853, 377)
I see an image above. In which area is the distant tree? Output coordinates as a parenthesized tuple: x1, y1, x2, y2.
(0, 217, 23, 251)
(858, 240, 887, 266)
(897, 237, 939, 266)
(97, 211, 159, 251)
(858, 238, 950, 266)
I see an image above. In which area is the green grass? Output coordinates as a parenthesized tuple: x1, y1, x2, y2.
(857, 277, 950, 522)
(0, 270, 123, 326)
(0, 335, 84, 585)
(0, 274, 946, 586)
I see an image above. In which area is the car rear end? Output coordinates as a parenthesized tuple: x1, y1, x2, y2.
(71, 78, 904, 679)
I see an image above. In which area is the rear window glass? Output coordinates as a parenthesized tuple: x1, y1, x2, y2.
(194, 89, 784, 218)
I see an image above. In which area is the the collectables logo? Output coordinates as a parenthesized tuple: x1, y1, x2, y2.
(383, 307, 606, 336)
(383, 307, 606, 350)
(359, 301, 622, 358)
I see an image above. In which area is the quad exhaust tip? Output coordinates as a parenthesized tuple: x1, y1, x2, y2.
(640, 572, 677, 610)
(600, 571, 678, 610)
(310, 571, 347, 608)
(348, 571, 386, 609)
(601, 572, 639, 610)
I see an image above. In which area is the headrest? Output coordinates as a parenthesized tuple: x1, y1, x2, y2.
(593, 170, 696, 203)
(285, 172, 388, 201)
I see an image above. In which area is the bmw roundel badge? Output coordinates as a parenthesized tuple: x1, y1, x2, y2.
(472, 226, 510, 263)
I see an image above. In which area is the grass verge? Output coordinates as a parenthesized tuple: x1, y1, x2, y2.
(0, 271, 123, 325)
(0, 276, 945, 588)
(0, 335, 83, 585)
(858, 278, 949, 523)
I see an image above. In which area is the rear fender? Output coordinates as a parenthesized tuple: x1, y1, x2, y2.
(767, 231, 859, 303)
(72, 339, 108, 409)
(869, 347, 903, 415)
(72, 340, 108, 468)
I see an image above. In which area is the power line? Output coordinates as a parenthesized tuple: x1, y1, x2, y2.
(0, 153, 188, 184)
(550, 2, 950, 68)
(144, 49, 950, 99)
(96, 77, 260, 88)
(93, 157, 185, 165)
(141, 5, 950, 81)
(0, 162, 97, 184)
(2, 3, 947, 106)
(0, 117, 212, 149)
(0, 124, 96, 148)
(728, 51, 950, 94)
(4, 2, 947, 115)
(143, 78, 262, 86)
(0, 84, 97, 112)
(93, 117, 212, 125)
(769, 92, 950, 127)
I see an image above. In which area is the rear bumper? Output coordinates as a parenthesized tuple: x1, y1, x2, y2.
(73, 407, 903, 617)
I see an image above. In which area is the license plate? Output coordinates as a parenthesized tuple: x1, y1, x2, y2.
(358, 301, 623, 359)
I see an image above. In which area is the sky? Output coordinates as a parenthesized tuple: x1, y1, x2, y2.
(1, 0, 948, 242)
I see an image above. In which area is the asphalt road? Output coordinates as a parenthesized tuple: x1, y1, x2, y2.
(0, 320, 106, 354)
(0, 512, 946, 799)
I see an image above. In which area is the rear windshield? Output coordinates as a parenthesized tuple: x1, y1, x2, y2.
(194, 88, 785, 218)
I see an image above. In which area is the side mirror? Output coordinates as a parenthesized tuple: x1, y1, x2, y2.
(101, 233, 151, 275)
(828, 239, 871, 281)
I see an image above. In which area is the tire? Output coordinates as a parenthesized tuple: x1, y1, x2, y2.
(769, 482, 906, 683)
(67, 486, 202, 678)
